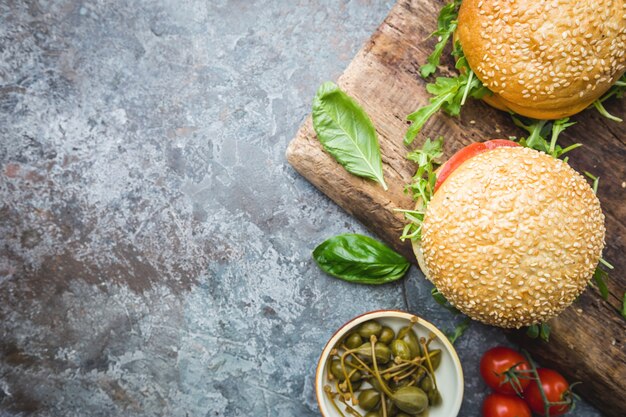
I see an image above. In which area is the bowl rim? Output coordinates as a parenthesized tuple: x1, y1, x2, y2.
(315, 309, 464, 417)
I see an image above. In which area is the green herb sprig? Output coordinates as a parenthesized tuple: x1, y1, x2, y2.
(431, 288, 460, 315)
(592, 73, 626, 122)
(397, 137, 443, 241)
(420, 0, 462, 78)
(526, 323, 551, 342)
(511, 116, 580, 162)
(406, 44, 489, 144)
(431, 288, 471, 344)
(447, 317, 471, 344)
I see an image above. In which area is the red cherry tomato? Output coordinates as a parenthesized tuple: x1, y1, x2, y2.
(524, 368, 573, 416)
(482, 392, 532, 417)
(479, 347, 531, 395)
(434, 139, 519, 192)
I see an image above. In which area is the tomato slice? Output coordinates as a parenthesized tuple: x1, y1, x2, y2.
(434, 139, 520, 193)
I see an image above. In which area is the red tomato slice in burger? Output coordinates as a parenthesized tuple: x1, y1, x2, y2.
(434, 139, 520, 192)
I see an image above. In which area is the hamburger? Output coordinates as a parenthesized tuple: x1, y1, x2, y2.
(455, 0, 626, 119)
(409, 140, 606, 328)
(406, 0, 626, 143)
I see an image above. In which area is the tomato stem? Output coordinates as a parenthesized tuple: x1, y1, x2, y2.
(521, 350, 576, 417)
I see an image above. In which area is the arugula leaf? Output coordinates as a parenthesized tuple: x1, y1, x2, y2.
(592, 267, 609, 300)
(312, 234, 410, 284)
(584, 171, 599, 195)
(420, 0, 462, 78)
(447, 317, 471, 344)
(622, 292, 626, 320)
(590, 252, 613, 300)
(406, 44, 488, 144)
(397, 137, 443, 241)
(397, 208, 425, 241)
(592, 73, 626, 122)
(512, 115, 580, 160)
(312, 82, 388, 190)
(430, 286, 470, 343)
(431, 288, 461, 314)
(405, 137, 443, 200)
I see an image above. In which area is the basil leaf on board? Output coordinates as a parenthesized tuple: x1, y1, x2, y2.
(312, 82, 388, 190)
(312, 234, 410, 284)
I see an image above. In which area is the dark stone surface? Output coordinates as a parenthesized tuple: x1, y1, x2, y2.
(0, 1, 602, 416)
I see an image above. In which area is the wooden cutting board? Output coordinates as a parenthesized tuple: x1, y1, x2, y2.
(286, 0, 626, 415)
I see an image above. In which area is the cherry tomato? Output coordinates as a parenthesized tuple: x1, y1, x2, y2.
(482, 392, 532, 417)
(524, 368, 572, 416)
(479, 347, 531, 395)
(434, 139, 519, 192)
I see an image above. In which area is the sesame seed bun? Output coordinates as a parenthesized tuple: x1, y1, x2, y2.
(415, 147, 605, 328)
(456, 0, 626, 119)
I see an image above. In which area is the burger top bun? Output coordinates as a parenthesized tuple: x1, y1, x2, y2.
(457, 0, 626, 120)
(418, 147, 605, 328)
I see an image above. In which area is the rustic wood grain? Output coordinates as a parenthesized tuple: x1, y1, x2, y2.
(286, 0, 626, 415)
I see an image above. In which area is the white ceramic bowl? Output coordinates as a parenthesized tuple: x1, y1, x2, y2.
(315, 310, 464, 417)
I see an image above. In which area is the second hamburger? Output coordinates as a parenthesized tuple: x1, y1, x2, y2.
(410, 141, 605, 328)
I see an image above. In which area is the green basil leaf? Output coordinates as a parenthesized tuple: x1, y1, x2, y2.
(312, 82, 388, 190)
(312, 234, 410, 284)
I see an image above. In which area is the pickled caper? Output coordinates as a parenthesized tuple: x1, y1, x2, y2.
(355, 342, 391, 364)
(428, 387, 442, 406)
(364, 411, 381, 417)
(379, 326, 395, 344)
(368, 376, 384, 393)
(413, 367, 427, 385)
(420, 375, 433, 393)
(390, 339, 412, 360)
(344, 332, 362, 349)
(426, 349, 442, 371)
(397, 326, 420, 358)
(358, 389, 381, 411)
(358, 320, 383, 339)
(329, 359, 361, 381)
(391, 386, 429, 414)
(337, 378, 362, 393)
(389, 376, 411, 390)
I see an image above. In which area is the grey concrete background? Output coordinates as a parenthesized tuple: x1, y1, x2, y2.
(0, 0, 603, 416)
